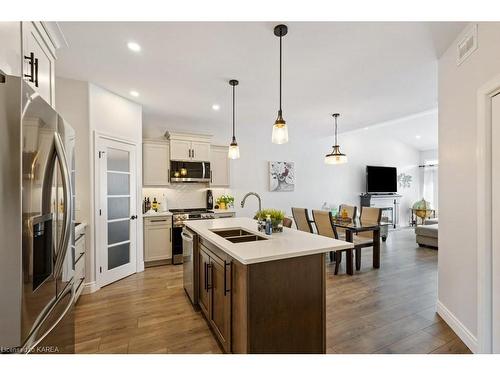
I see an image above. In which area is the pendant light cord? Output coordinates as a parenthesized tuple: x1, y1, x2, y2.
(334, 115, 338, 146)
(279, 33, 282, 112)
(232, 84, 236, 139)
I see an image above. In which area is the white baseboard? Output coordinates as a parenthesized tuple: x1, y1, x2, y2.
(82, 281, 100, 295)
(437, 300, 478, 353)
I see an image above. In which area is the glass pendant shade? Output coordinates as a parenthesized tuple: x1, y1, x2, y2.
(325, 113, 347, 165)
(324, 146, 347, 164)
(272, 110, 288, 144)
(228, 139, 240, 159)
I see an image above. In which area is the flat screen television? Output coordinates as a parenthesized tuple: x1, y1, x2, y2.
(366, 166, 397, 193)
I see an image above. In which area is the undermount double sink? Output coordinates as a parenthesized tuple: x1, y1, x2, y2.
(210, 228, 268, 243)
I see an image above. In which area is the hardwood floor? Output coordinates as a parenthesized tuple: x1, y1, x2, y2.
(75, 228, 471, 354)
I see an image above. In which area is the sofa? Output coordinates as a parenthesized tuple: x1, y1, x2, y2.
(415, 218, 438, 249)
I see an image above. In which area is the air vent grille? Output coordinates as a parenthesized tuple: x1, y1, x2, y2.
(457, 24, 478, 66)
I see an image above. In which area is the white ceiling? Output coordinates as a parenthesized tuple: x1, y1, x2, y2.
(56, 22, 464, 139)
(349, 109, 438, 151)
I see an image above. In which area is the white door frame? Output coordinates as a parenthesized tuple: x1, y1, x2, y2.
(93, 131, 143, 289)
(476, 74, 500, 353)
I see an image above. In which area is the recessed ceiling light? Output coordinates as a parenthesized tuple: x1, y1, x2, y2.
(212, 104, 220, 111)
(364, 127, 369, 130)
(127, 42, 141, 52)
(130, 90, 139, 97)
(416, 135, 421, 139)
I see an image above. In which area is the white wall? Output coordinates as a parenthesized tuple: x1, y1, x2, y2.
(143, 115, 421, 225)
(89, 83, 144, 277)
(56, 78, 144, 289)
(438, 22, 500, 352)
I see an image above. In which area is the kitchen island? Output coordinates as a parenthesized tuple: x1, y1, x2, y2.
(184, 217, 353, 354)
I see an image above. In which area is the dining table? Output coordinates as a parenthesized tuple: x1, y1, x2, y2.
(330, 217, 386, 275)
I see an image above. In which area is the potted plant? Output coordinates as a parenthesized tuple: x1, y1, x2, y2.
(254, 209, 286, 233)
(216, 194, 234, 209)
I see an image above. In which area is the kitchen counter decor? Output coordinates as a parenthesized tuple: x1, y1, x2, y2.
(254, 208, 285, 233)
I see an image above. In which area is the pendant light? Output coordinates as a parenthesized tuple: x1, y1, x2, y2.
(272, 24, 289, 144)
(325, 113, 348, 165)
(228, 79, 240, 159)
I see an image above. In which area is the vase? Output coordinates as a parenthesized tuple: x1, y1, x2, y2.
(219, 202, 226, 209)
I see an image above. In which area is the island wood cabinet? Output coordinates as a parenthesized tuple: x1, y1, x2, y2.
(194, 235, 326, 354)
(143, 140, 170, 186)
(198, 239, 231, 353)
(210, 145, 230, 187)
(144, 216, 172, 264)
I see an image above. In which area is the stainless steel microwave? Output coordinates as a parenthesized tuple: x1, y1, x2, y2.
(170, 161, 211, 183)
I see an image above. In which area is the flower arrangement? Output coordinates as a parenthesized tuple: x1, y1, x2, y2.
(254, 208, 286, 232)
(216, 194, 234, 209)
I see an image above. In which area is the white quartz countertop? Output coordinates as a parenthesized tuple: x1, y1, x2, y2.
(143, 211, 172, 218)
(185, 217, 354, 265)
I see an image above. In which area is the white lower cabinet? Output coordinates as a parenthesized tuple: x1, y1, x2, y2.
(74, 229, 86, 303)
(144, 216, 173, 264)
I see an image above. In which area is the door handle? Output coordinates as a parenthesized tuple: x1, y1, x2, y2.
(34, 57, 39, 87)
(204, 263, 208, 291)
(24, 52, 35, 83)
(130, 215, 138, 220)
(51, 132, 73, 280)
(207, 263, 213, 290)
(224, 261, 231, 296)
(21, 280, 75, 354)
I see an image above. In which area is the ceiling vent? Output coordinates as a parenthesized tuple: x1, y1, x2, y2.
(457, 24, 478, 66)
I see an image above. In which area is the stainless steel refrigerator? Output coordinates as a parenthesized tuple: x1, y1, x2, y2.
(0, 71, 76, 353)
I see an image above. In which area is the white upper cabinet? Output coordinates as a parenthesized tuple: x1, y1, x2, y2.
(167, 132, 212, 162)
(143, 140, 170, 186)
(210, 145, 230, 187)
(191, 141, 210, 162)
(22, 22, 58, 107)
(0, 22, 22, 76)
(170, 139, 192, 161)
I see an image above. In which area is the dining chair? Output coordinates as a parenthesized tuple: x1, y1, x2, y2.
(336, 204, 358, 240)
(312, 209, 350, 275)
(352, 207, 382, 270)
(291, 207, 314, 233)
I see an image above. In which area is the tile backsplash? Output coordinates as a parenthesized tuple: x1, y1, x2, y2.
(142, 185, 231, 211)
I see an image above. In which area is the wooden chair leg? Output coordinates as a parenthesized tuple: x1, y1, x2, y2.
(334, 251, 340, 275)
(355, 247, 361, 271)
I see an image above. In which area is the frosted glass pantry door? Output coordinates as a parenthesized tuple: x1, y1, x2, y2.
(97, 137, 137, 287)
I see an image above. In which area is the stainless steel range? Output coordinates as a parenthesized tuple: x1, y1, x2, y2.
(169, 208, 215, 265)
(170, 208, 215, 228)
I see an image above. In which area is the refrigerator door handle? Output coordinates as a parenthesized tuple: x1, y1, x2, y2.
(21, 280, 75, 354)
(53, 132, 73, 279)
